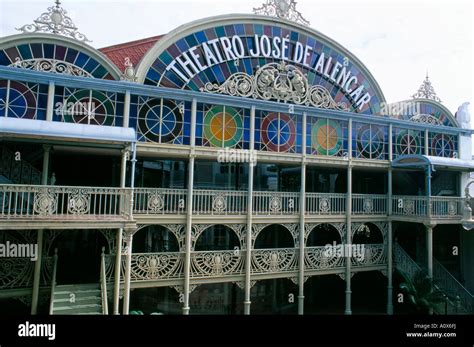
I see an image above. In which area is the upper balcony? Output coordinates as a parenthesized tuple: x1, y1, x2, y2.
(0, 184, 465, 229)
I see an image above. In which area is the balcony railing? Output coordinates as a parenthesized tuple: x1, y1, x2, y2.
(0, 185, 466, 221)
(0, 184, 131, 220)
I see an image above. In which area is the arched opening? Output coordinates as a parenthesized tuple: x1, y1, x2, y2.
(254, 225, 294, 249)
(351, 271, 387, 314)
(306, 224, 342, 247)
(352, 223, 384, 244)
(304, 275, 345, 314)
(250, 278, 297, 314)
(129, 287, 180, 315)
(189, 283, 243, 315)
(194, 225, 240, 251)
(49, 230, 108, 284)
(133, 225, 180, 253)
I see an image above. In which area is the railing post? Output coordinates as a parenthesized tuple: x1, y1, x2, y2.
(101, 247, 109, 315)
(244, 105, 255, 315)
(183, 98, 197, 315)
(298, 112, 307, 315)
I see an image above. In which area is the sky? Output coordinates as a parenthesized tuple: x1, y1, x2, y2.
(0, 0, 472, 114)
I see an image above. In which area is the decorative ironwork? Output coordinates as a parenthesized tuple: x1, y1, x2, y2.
(269, 195, 283, 213)
(402, 199, 415, 215)
(351, 244, 386, 266)
(67, 189, 90, 215)
(251, 248, 297, 273)
(363, 198, 374, 214)
(253, 0, 310, 26)
(191, 251, 243, 277)
(16, 0, 91, 43)
(212, 195, 227, 213)
(412, 73, 442, 103)
(202, 62, 348, 111)
(147, 192, 164, 213)
(128, 253, 183, 280)
(10, 58, 93, 77)
(34, 189, 58, 216)
(304, 246, 344, 270)
(319, 197, 331, 213)
(409, 113, 442, 126)
(447, 201, 458, 216)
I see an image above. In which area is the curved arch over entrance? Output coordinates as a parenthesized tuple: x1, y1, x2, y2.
(307, 223, 342, 247)
(352, 223, 384, 244)
(133, 225, 180, 253)
(194, 224, 240, 251)
(254, 224, 294, 249)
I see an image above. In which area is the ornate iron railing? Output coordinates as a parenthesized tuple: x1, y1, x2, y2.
(126, 252, 184, 281)
(192, 190, 248, 215)
(0, 255, 54, 289)
(392, 195, 428, 217)
(100, 247, 109, 315)
(191, 250, 244, 277)
(0, 184, 131, 220)
(253, 192, 300, 215)
(251, 248, 298, 274)
(352, 194, 387, 215)
(134, 188, 187, 215)
(394, 243, 422, 280)
(0, 146, 42, 185)
(304, 246, 345, 270)
(433, 258, 473, 313)
(306, 193, 345, 215)
(351, 244, 386, 266)
(430, 197, 463, 219)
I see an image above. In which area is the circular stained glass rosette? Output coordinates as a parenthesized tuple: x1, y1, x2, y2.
(356, 125, 384, 159)
(396, 130, 421, 155)
(431, 134, 454, 157)
(311, 119, 342, 156)
(0, 80, 36, 119)
(261, 113, 296, 152)
(63, 90, 114, 126)
(138, 99, 183, 143)
(203, 106, 243, 148)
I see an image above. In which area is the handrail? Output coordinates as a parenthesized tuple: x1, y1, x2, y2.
(100, 247, 109, 315)
(48, 248, 58, 315)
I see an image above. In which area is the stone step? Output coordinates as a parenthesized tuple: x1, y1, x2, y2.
(53, 304, 102, 315)
(54, 297, 102, 308)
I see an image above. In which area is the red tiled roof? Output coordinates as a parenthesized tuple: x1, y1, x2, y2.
(99, 35, 163, 71)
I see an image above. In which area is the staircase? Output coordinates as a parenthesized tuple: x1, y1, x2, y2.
(50, 284, 103, 315)
(394, 244, 473, 314)
(0, 146, 42, 185)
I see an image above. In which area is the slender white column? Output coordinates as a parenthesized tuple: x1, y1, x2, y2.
(424, 129, 429, 156)
(31, 145, 51, 314)
(344, 120, 352, 315)
(298, 112, 307, 315)
(244, 106, 255, 315)
(113, 149, 128, 314)
(387, 168, 393, 315)
(388, 124, 393, 161)
(183, 98, 197, 315)
(46, 82, 55, 122)
(122, 231, 133, 314)
(345, 164, 352, 315)
(123, 90, 131, 128)
(426, 224, 434, 279)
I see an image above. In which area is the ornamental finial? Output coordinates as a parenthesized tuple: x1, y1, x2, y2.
(412, 72, 442, 103)
(253, 0, 310, 26)
(16, 0, 91, 43)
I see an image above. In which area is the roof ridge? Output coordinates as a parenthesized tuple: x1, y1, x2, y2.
(99, 35, 163, 52)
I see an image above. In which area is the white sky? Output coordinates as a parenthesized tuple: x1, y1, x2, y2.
(0, 0, 473, 115)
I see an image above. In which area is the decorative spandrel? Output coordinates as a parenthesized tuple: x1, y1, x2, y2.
(412, 73, 442, 103)
(201, 61, 348, 111)
(254, 0, 310, 26)
(16, 0, 90, 43)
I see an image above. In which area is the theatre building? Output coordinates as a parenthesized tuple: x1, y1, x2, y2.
(0, 0, 473, 315)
